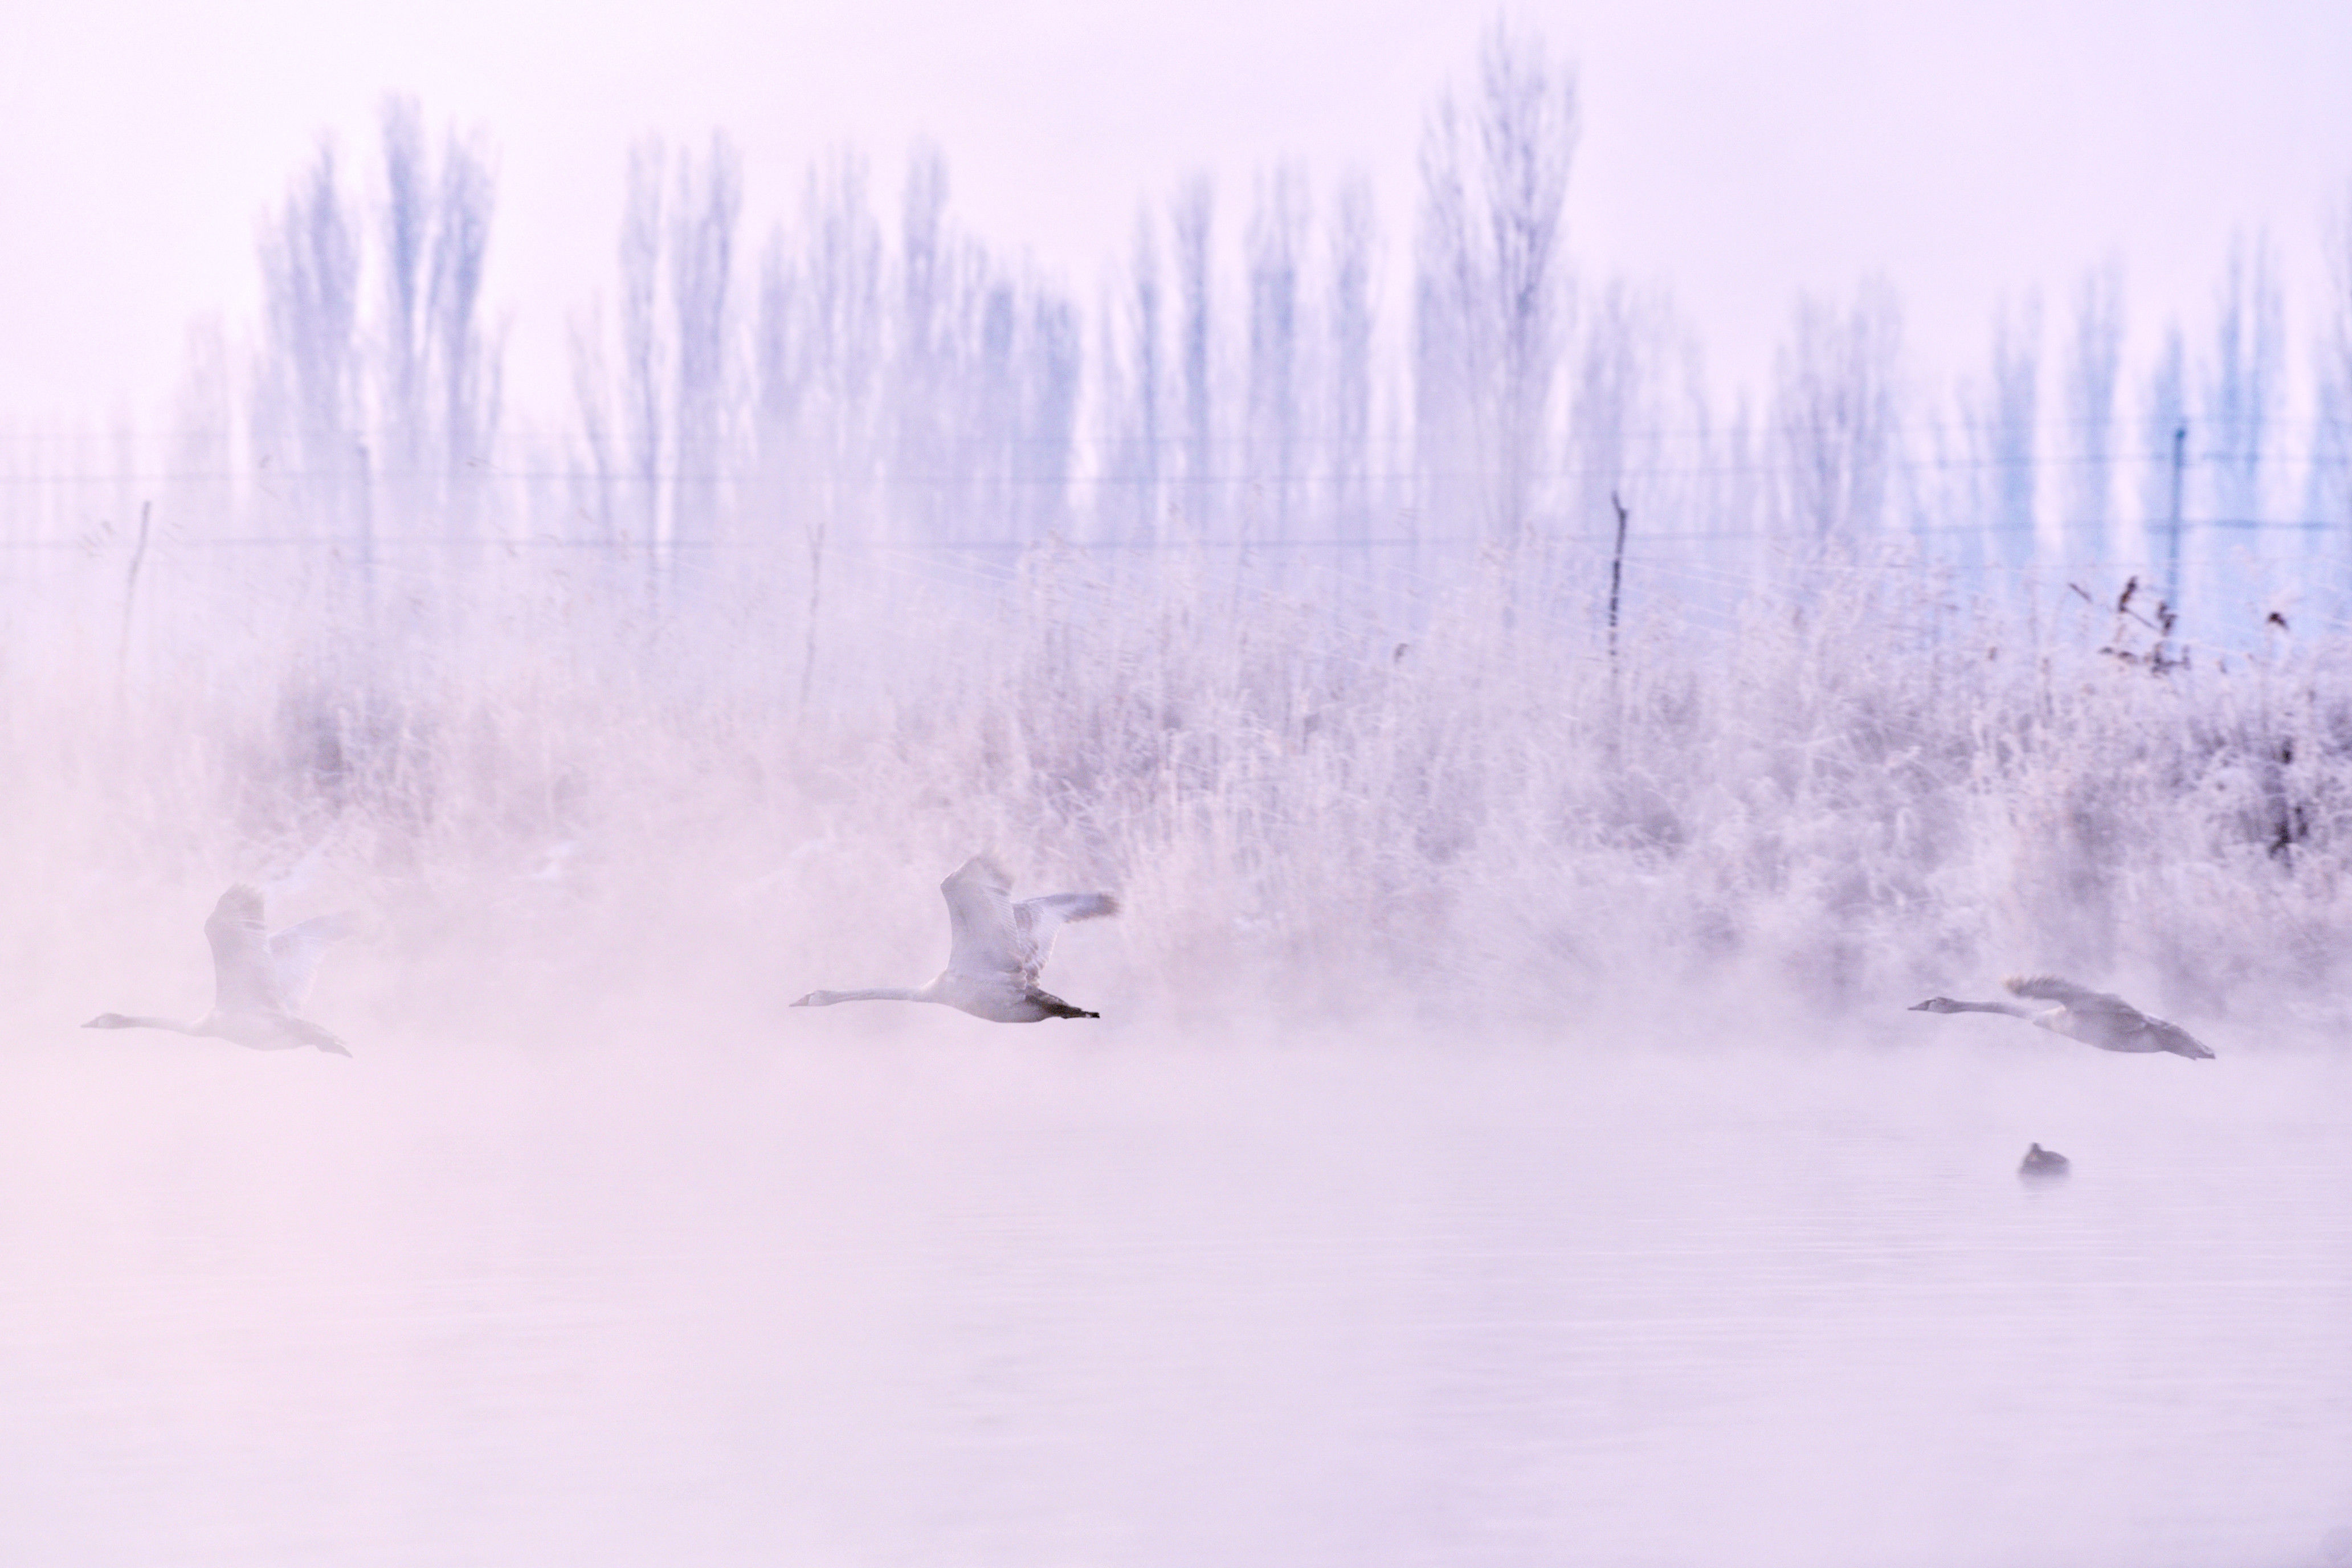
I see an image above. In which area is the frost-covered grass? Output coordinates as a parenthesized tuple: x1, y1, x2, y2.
(11, 536, 2352, 1049)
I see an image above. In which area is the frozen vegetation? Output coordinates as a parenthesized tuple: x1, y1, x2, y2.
(14, 517, 2352, 1050)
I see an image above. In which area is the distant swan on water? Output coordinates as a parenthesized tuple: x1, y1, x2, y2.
(2018, 1142, 2071, 1177)
(1908, 975, 2215, 1059)
(84, 884, 355, 1055)
(792, 855, 1117, 1023)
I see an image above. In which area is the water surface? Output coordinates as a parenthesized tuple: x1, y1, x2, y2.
(2, 1027, 2346, 1566)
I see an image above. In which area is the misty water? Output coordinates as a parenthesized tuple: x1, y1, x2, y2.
(4, 1018, 2347, 1567)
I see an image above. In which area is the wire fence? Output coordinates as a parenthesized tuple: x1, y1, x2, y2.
(5, 430, 2347, 668)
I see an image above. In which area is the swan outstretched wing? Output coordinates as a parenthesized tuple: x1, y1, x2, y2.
(1014, 894, 1118, 980)
(205, 885, 281, 1014)
(940, 856, 1026, 980)
(2006, 974, 2137, 1019)
(940, 858, 1117, 987)
(270, 913, 354, 1010)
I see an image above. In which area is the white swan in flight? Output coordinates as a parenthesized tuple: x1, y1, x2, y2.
(1908, 975, 2214, 1059)
(793, 854, 1117, 1023)
(84, 884, 355, 1055)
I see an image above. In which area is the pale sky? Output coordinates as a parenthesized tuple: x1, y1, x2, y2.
(1, 0, 2345, 427)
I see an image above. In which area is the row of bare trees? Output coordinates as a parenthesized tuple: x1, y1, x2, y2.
(251, 98, 497, 579)
(68, 26, 2352, 640)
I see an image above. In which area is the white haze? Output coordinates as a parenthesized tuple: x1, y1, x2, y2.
(2, 0, 2348, 419)
(3, 9, 2352, 1567)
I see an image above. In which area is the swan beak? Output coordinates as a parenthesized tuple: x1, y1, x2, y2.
(789, 995, 812, 1007)
(1906, 999, 1933, 1011)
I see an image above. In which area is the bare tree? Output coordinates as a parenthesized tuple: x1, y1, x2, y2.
(618, 138, 668, 593)
(1415, 18, 1578, 541)
(893, 145, 953, 542)
(2062, 263, 2124, 565)
(2138, 325, 2187, 606)
(1121, 207, 1166, 546)
(668, 133, 741, 574)
(1415, 95, 1479, 537)
(379, 97, 431, 504)
(1171, 175, 1216, 533)
(750, 227, 815, 698)
(2203, 230, 2283, 528)
(256, 140, 366, 616)
(752, 229, 795, 466)
(371, 100, 499, 603)
(797, 151, 885, 546)
(1325, 175, 1377, 540)
(1571, 281, 1644, 546)
(2307, 188, 2352, 581)
(1770, 282, 1900, 556)
(1247, 165, 1309, 539)
(1023, 292, 1083, 538)
(430, 126, 497, 534)
(569, 301, 620, 549)
(1476, 21, 1576, 540)
(974, 284, 1019, 533)
(1982, 292, 2040, 573)
(753, 152, 884, 703)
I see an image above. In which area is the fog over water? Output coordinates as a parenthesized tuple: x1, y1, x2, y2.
(5, 13, 2352, 1566)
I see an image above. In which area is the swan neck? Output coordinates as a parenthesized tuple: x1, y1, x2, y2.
(105, 1015, 206, 1034)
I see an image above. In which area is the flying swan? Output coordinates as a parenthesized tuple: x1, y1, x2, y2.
(1908, 975, 2215, 1059)
(792, 855, 1117, 1023)
(84, 884, 355, 1055)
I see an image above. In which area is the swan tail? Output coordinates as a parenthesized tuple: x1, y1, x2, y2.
(1028, 989, 1100, 1020)
(2162, 1028, 2215, 1060)
(284, 1018, 352, 1056)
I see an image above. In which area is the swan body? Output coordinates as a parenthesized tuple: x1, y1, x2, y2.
(793, 855, 1116, 1023)
(84, 884, 354, 1055)
(2018, 1142, 2071, 1178)
(1908, 975, 2214, 1060)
